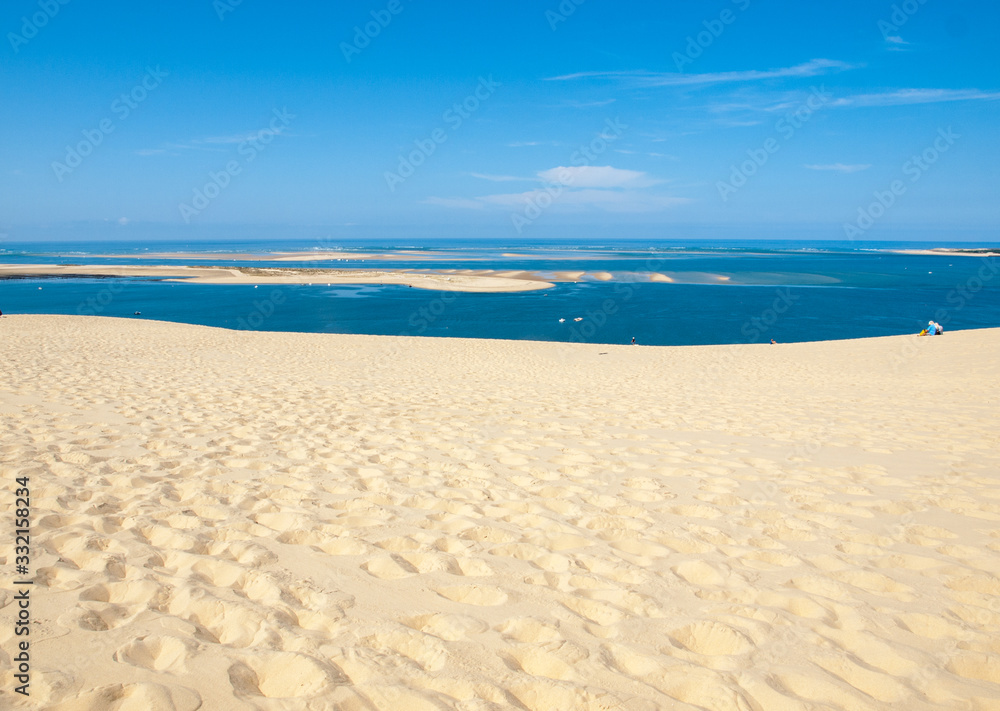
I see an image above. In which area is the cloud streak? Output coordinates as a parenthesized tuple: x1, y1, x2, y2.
(135, 125, 294, 157)
(429, 189, 689, 213)
(832, 88, 1000, 107)
(537, 165, 662, 188)
(428, 166, 685, 214)
(469, 172, 533, 183)
(804, 163, 872, 173)
(706, 87, 1000, 118)
(545, 59, 857, 87)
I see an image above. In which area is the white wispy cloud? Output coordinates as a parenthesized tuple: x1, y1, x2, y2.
(832, 88, 1000, 107)
(537, 165, 662, 188)
(562, 99, 617, 108)
(134, 141, 228, 156)
(804, 163, 872, 173)
(437, 189, 688, 213)
(469, 172, 533, 183)
(200, 126, 291, 145)
(545, 59, 857, 87)
(135, 126, 293, 157)
(427, 166, 685, 214)
(705, 86, 1000, 118)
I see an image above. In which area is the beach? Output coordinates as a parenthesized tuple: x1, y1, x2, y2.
(2, 315, 999, 710)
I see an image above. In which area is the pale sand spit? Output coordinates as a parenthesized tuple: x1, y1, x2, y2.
(2, 315, 999, 710)
(95, 252, 445, 262)
(649, 273, 675, 283)
(891, 250, 1000, 258)
(0, 265, 553, 293)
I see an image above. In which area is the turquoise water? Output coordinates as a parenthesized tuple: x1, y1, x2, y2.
(2, 239, 998, 345)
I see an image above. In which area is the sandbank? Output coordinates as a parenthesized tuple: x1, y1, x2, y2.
(0, 264, 554, 293)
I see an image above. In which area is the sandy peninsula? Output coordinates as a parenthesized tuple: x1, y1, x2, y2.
(0, 264, 554, 293)
(2, 316, 999, 710)
(0, 263, 756, 289)
(96, 251, 448, 262)
(891, 249, 1000, 258)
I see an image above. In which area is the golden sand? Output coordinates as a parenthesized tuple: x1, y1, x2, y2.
(2, 315, 999, 710)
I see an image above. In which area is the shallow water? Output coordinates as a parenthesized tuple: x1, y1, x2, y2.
(2, 239, 998, 345)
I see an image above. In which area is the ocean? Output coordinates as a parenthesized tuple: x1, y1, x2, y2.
(2, 239, 998, 346)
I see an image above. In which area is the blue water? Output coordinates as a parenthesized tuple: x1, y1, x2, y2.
(2, 239, 998, 345)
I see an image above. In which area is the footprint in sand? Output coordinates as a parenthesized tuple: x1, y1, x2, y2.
(435, 585, 508, 606)
(35, 565, 89, 592)
(70, 604, 141, 632)
(948, 652, 1000, 684)
(893, 611, 967, 639)
(363, 555, 417, 580)
(114, 635, 192, 674)
(672, 560, 727, 587)
(506, 641, 586, 681)
(769, 669, 873, 709)
(669, 621, 754, 656)
(830, 569, 915, 601)
(670, 504, 724, 519)
(168, 593, 272, 648)
(404, 613, 489, 641)
(496, 617, 563, 644)
(228, 652, 344, 699)
(45, 682, 202, 711)
(560, 596, 624, 626)
(191, 558, 246, 588)
(366, 628, 450, 672)
(78, 580, 165, 608)
(602, 642, 667, 677)
(508, 680, 625, 711)
(642, 666, 752, 711)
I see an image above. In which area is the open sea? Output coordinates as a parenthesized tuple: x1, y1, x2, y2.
(2, 239, 998, 346)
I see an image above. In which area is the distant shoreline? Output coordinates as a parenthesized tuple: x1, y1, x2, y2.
(890, 248, 1000, 257)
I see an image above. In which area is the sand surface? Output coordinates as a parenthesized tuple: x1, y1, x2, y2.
(0, 265, 553, 293)
(94, 252, 443, 262)
(0, 263, 753, 288)
(891, 250, 1000, 258)
(2, 316, 999, 710)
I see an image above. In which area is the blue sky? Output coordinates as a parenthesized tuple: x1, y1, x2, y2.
(1, 0, 998, 242)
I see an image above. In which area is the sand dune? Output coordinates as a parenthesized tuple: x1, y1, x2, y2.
(2, 315, 999, 710)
